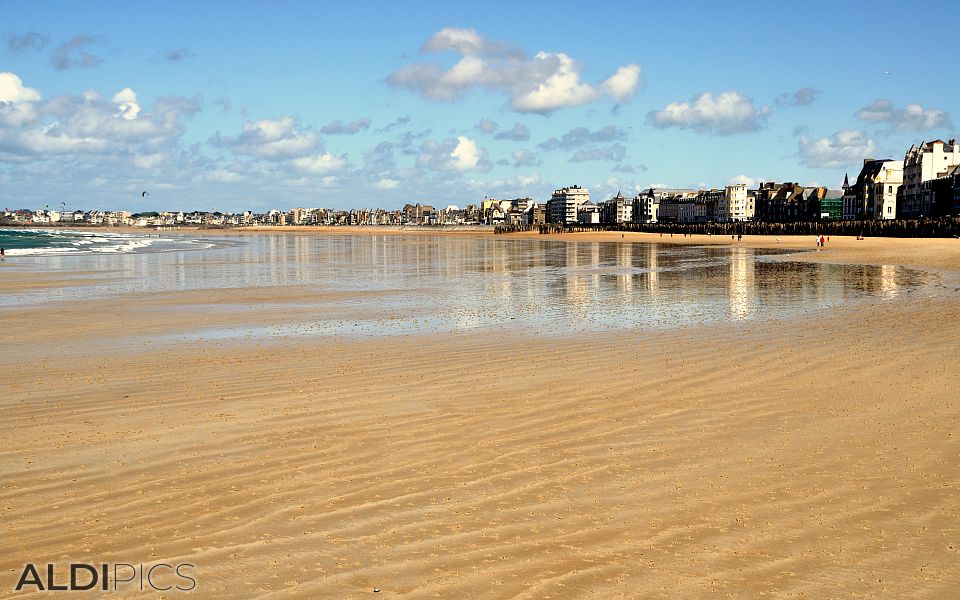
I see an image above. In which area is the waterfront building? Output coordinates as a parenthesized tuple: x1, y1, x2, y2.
(713, 184, 753, 222)
(919, 164, 960, 217)
(578, 200, 600, 224)
(632, 189, 661, 223)
(899, 139, 960, 219)
(843, 160, 899, 220)
(755, 182, 791, 222)
(820, 191, 843, 220)
(547, 185, 590, 224)
(872, 162, 903, 220)
(600, 191, 633, 224)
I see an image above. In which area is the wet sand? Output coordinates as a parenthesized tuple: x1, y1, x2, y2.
(1, 234, 959, 598)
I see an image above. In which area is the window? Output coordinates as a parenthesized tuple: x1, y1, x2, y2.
(887, 206, 892, 214)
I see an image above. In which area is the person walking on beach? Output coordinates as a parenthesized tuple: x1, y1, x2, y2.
(819, 235, 825, 247)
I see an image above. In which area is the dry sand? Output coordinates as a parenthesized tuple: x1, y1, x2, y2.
(1, 234, 959, 598)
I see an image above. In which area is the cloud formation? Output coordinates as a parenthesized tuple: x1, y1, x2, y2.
(647, 91, 770, 135)
(474, 118, 498, 134)
(775, 87, 820, 108)
(160, 47, 195, 63)
(213, 116, 321, 159)
(321, 118, 371, 135)
(727, 174, 765, 188)
(797, 130, 878, 168)
(0, 72, 198, 161)
(4, 32, 49, 53)
(387, 28, 642, 114)
(493, 122, 530, 141)
(539, 125, 627, 151)
(292, 153, 349, 173)
(416, 135, 491, 172)
(511, 148, 540, 167)
(376, 116, 410, 133)
(612, 163, 647, 174)
(570, 143, 626, 162)
(854, 99, 953, 131)
(50, 34, 105, 70)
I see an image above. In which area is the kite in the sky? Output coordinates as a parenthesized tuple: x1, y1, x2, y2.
(142, 191, 149, 197)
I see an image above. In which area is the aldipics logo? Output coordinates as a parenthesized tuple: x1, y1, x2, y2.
(14, 563, 196, 593)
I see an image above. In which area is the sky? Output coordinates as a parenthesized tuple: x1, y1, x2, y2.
(1, 0, 958, 213)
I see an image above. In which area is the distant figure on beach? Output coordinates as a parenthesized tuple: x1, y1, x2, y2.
(0, 247, 4, 256)
(738, 234, 742, 242)
(820, 235, 825, 247)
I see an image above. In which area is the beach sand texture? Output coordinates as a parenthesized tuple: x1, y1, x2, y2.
(1, 233, 959, 598)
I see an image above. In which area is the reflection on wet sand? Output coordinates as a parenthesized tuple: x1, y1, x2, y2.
(1, 235, 927, 338)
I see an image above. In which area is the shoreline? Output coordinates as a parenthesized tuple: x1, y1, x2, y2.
(5, 224, 960, 273)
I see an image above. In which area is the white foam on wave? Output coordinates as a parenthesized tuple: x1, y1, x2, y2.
(2, 230, 213, 256)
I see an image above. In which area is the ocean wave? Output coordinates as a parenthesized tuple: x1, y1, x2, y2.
(1, 229, 218, 256)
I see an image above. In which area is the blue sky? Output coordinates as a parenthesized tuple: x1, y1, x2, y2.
(1, 0, 958, 212)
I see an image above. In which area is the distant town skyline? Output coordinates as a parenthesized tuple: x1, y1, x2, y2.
(1, 1, 958, 212)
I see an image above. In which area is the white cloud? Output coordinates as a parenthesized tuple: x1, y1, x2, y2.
(375, 178, 400, 189)
(416, 135, 491, 172)
(798, 130, 878, 169)
(727, 174, 764, 188)
(205, 168, 245, 183)
(112, 88, 140, 120)
(450, 136, 482, 171)
(292, 153, 348, 174)
(0, 72, 41, 128)
(647, 91, 770, 135)
(214, 116, 320, 159)
(421, 27, 521, 57)
(132, 153, 166, 169)
(0, 76, 198, 160)
(511, 148, 540, 167)
(510, 52, 598, 113)
(855, 99, 953, 131)
(601, 64, 643, 102)
(387, 28, 642, 114)
(0, 72, 41, 103)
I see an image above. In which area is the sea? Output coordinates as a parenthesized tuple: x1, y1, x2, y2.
(0, 227, 215, 256)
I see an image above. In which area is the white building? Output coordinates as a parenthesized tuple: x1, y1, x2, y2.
(577, 200, 600, 224)
(547, 185, 590, 224)
(872, 161, 903, 220)
(900, 139, 960, 218)
(714, 184, 753, 222)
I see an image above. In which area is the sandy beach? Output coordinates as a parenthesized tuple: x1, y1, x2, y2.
(2, 232, 959, 598)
